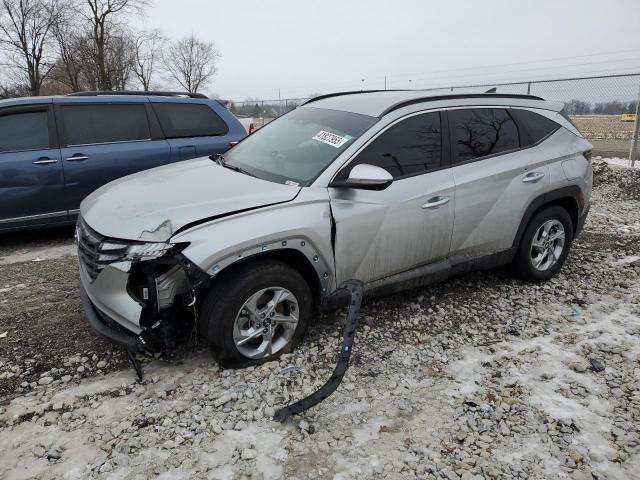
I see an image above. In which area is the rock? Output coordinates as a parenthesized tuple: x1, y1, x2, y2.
(241, 448, 257, 460)
(589, 358, 605, 372)
(96, 361, 107, 369)
(214, 394, 232, 407)
(568, 448, 583, 464)
(569, 362, 588, 373)
(38, 376, 53, 386)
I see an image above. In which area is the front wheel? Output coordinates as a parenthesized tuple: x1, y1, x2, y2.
(514, 206, 574, 282)
(200, 260, 312, 368)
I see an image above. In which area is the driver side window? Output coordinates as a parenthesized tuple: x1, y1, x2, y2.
(335, 111, 443, 181)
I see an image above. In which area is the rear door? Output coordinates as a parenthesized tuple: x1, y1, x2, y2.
(56, 99, 171, 213)
(447, 107, 550, 261)
(329, 111, 455, 284)
(150, 101, 235, 161)
(0, 103, 67, 229)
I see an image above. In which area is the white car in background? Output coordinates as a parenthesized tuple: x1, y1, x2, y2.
(234, 114, 256, 135)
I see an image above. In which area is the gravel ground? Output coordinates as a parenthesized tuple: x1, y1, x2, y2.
(0, 161, 639, 479)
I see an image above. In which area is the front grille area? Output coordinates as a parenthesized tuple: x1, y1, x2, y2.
(76, 219, 130, 282)
(77, 219, 106, 281)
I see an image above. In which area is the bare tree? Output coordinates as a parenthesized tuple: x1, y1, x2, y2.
(83, 0, 145, 90)
(132, 29, 164, 90)
(0, 0, 64, 96)
(163, 34, 220, 93)
(50, 5, 87, 91)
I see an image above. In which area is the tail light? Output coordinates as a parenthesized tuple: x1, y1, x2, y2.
(248, 123, 255, 135)
(583, 149, 592, 162)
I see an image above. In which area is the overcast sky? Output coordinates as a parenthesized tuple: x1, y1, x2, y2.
(143, 0, 640, 101)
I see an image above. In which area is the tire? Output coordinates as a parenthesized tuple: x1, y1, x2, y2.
(200, 259, 312, 368)
(514, 205, 574, 282)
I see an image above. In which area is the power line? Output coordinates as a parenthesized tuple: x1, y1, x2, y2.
(252, 48, 640, 97)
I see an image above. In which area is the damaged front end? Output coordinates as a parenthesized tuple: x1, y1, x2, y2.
(77, 218, 208, 355)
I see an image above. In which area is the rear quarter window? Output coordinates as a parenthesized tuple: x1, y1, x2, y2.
(512, 109, 561, 146)
(152, 103, 228, 138)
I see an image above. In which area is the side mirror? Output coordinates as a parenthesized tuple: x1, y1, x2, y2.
(331, 164, 393, 190)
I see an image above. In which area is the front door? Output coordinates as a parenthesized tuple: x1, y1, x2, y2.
(329, 111, 455, 284)
(0, 104, 67, 229)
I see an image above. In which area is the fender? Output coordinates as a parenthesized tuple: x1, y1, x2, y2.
(512, 185, 583, 249)
(205, 236, 334, 296)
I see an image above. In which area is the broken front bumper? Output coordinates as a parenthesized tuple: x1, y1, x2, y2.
(79, 261, 144, 334)
(80, 283, 141, 349)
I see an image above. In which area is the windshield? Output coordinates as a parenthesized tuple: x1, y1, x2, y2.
(223, 107, 378, 186)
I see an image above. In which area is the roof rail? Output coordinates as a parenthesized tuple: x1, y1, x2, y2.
(380, 93, 545, 116)
(67, 90, 209, 99)
(302, 89, 545, 117)
(302, 89, 405, 106)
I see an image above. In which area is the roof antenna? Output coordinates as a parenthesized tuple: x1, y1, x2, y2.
(485, 87, 497, 93)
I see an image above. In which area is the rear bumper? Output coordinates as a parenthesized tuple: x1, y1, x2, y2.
(80, 284, 142, 349)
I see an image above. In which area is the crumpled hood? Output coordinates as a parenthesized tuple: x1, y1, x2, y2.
(80, 157, 300, 241)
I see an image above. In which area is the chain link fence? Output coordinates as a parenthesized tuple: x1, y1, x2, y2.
(229, 73, 640, 161)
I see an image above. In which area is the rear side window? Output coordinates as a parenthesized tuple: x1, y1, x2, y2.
(152, 103, 228, 138)
(0, 111, 49, 153)
(62, 104, 150, 146)
(338, 111, 443, 180)
(450, 108, 519, 163)
(513, 109, 560, 146)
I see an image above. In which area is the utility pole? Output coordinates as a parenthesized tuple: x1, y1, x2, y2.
(384, 76, 387, 90)
(629, 82, 640, 167)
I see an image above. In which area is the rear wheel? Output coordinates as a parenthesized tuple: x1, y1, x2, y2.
(200, 260, 312, 368)
(514, 206, 573, 282)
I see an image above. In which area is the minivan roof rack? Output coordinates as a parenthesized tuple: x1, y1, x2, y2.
(67, 91, 209, 99)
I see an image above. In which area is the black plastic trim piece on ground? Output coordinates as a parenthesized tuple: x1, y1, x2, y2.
(125, 349, 144, 382)
(273, 279, 364, 422)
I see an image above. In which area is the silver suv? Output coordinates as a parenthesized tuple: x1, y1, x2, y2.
(77, 91, 592, 368)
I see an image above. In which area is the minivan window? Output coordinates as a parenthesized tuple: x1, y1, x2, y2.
(450, 108, 519, 163)
(153, 103, 228, 138)
(223, 107, 378, 186)
(0, 111, 49, 153)
(513, 109, 560, 146)
(336, 111, 443, 180)
(62, 104, 150, 146)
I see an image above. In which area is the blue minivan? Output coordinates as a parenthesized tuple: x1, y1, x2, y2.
(0, 91, 246, 232)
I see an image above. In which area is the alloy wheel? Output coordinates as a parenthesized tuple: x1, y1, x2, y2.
(530, 219, 566, 271)
(232, 287, 299, 359)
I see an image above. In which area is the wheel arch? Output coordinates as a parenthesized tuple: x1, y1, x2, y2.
(206, 248, 326, 308)
(513, 186, 582, 249)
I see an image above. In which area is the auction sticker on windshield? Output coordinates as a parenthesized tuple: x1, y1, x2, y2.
(313, 130, 352, 148)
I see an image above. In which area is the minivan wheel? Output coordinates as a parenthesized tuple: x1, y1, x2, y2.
(200, 260, 312, 368)
(514, 206, 574, 282)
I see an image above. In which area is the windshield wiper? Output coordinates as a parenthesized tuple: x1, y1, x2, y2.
(210, 154, 255, 177)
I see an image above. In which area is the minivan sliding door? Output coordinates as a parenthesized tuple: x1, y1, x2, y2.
(55, 101, 171, 215)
